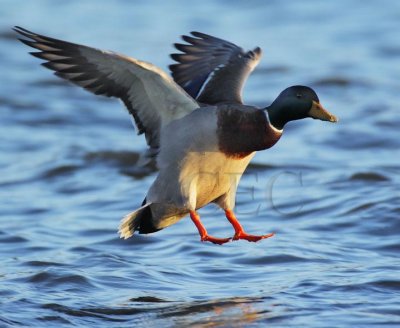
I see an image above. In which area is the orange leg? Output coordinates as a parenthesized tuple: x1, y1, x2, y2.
(190, 210, 231, 245)
(225, 210, 275, 242)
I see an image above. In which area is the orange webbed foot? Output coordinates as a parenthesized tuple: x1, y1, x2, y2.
(201, 235, 232, 245)
(232, 232, 275, 242)
(225, 209, 275, 243)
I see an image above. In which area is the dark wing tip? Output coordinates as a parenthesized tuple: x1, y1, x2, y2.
(13, 26, 35, 38)
(181, 34, 197, 44)
(190, 31, 211, 39)
(170, 53, 179, 61)
(173, 43, 195, 53)
(17, 38, 36, 48)
(13, 26, 25, 32)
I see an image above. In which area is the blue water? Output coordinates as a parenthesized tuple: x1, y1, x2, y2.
(1, 1, 400, 327)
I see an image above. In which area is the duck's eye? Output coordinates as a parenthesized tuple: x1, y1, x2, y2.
(296, 94, 302, 99)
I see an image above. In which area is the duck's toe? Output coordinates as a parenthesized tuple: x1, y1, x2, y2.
(233, 232, 275, 242)
(201, 235, 232, 245)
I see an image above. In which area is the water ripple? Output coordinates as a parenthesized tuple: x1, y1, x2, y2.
(349, 172, 390, 182)
(2, 1, 400, 327)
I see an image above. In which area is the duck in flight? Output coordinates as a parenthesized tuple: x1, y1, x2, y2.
(14, 27, 338, 244)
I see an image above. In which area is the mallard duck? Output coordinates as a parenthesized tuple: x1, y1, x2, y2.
(14, 27, 337, 244)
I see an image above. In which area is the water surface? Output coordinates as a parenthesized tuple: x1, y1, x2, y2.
(1, 1, 400, 327)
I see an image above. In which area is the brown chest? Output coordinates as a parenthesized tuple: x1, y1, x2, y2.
(217, 106, 282, 158)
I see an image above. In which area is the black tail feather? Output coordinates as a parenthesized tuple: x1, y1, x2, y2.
(136, 205, 160, 234)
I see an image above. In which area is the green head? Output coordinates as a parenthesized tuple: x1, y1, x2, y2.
(267, 85, 338, 130)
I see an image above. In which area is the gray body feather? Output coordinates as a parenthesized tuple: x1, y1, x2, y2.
(145, 106, 256, 230)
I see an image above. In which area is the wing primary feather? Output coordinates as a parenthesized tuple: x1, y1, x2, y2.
(170, 31, 262, 103)
(14, 26, 199, 150)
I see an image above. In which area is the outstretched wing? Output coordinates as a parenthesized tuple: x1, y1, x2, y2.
(14, 26, 199, 149)
(170, 31, 262, 105)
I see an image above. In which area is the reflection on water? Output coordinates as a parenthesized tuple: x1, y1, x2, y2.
(1, 1, 400, 327)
